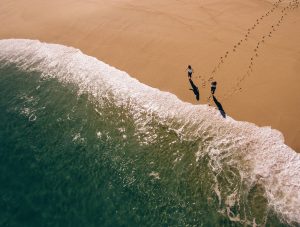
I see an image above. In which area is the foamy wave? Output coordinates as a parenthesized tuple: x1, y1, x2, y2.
(0, 39, 299, 224)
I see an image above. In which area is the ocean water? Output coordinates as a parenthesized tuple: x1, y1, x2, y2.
(0, 39, 299, 227)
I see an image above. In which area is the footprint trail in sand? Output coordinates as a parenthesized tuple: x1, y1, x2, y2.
(200, 0, 299, 103)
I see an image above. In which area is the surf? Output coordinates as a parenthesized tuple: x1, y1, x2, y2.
(0, 39, 299, 225)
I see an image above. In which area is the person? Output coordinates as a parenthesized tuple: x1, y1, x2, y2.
(211, 81, 217, 94)
(186, 65, 194, 79)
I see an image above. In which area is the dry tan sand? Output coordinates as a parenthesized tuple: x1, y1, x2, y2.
(1, 0, 300, 151)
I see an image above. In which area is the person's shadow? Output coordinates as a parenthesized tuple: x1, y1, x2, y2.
(189, 78, 200, 101)
(212, 95, 226, 118)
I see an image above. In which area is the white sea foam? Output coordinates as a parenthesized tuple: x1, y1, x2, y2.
(0, 39, 299, 224)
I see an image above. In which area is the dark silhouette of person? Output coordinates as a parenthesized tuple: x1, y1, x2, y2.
(212, 95, 226, 118)
(189, 78, 200, 101)
(211, 81, 217, 94)
(186, 65, 194, 79)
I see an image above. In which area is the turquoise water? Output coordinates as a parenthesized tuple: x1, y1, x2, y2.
(0, 39, 299, 226)
(0, 65, 288, 226)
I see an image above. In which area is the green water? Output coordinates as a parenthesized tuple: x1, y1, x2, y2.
(0, 66, 287, 226)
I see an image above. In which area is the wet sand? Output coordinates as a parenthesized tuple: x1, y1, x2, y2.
(0, 0, 299, 151)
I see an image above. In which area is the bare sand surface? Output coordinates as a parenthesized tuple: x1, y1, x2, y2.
(1, 0, 300, 151)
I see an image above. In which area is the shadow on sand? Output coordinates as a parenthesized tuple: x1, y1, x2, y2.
(212, 95, 226, 118)
(189, 79, 200, 101)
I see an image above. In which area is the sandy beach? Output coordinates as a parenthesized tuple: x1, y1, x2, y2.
(1, 0, 299, 151)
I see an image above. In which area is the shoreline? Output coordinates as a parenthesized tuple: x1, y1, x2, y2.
(0, 0, 299, 151)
